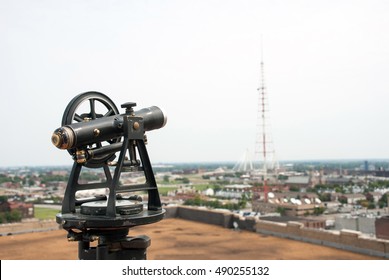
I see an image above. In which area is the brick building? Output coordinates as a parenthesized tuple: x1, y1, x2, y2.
(0, 201, 34, 219)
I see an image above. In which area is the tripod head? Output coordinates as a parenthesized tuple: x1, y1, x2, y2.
(52, 91, 166, 259)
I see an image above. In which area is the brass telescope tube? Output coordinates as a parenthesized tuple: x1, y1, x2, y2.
(51, 106, 167, 150)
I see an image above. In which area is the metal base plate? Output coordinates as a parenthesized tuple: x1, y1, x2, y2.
(80, 200, 143, 216)
(56, 208, 165, 230)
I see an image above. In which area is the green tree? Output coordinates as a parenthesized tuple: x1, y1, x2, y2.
(212, 184, 222, 192)
(334, 186, 344, 193)
(276, 206, 286, 216)
(9, 209, 22, 222)
(163, 175, 170, 183)
(289, 186, 300, 192)
(318, 193, 331, 202)
(338, 196, 348, 204)
(79, 173, 100, 181)
(378, 200, 387, 209)
(0, 209, 22, 224)
(378, 193, 388, 207)
(314, 184, 327, 193)
(367, 202, 376, 209)
(39, 174, 68, 184)
(278, 174, 288, 180)
(313, 207, 325, 216)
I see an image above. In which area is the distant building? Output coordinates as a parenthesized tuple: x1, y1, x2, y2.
(335, 214, 377, 235)
(50, 170, 68, 176)
(203, 188, 215, 196)
(0, 201, 34, 219)
(370, 192, 382, 203)
(375, 216, 389, 240)
(252, 200, 322, 217)
(285, 176, 310, 188)
(215, 184, 251, 199)
(324, 177, 351, 186)
(343, 194, 366, 204)
(260, 216, 326, 229)
(281, 203, 322, 217)
(202, 167, 227, 177)
(252, 192, 323, 217)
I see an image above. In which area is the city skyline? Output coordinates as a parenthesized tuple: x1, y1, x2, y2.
(1, 0, 389, 167)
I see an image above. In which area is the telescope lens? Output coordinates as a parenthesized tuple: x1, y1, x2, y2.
(51, 126, 75, 149)
(51, 133, 61, 147)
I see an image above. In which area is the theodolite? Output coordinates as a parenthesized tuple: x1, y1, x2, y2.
(51, 91, 166, 259)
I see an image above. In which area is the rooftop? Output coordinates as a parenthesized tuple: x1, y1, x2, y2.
(0, 218, 382, 260)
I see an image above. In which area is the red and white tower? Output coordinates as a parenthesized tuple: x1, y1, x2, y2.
(253, 41, 278, 202)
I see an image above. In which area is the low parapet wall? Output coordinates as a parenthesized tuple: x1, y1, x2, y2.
(165, 206, 389, 258)
(255, 220, 389, 258)
(165, 205, 233, 228)
(0, 219, 59, 236)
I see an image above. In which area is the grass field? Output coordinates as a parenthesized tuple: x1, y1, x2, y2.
(34, 206, 60, 220)
(157, 183, 212, 196)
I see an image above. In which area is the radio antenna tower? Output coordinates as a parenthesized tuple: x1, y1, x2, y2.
(254, 38, 278, 202)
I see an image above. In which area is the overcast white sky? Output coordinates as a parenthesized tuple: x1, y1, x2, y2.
(1, 0, 389, 167)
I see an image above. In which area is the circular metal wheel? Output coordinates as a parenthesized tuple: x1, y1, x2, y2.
(62, 91, 120, 168)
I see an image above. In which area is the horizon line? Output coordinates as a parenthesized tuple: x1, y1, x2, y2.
(2, 158, 389, 169)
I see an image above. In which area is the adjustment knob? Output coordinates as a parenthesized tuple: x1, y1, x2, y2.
(121, 102, 137, 115)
